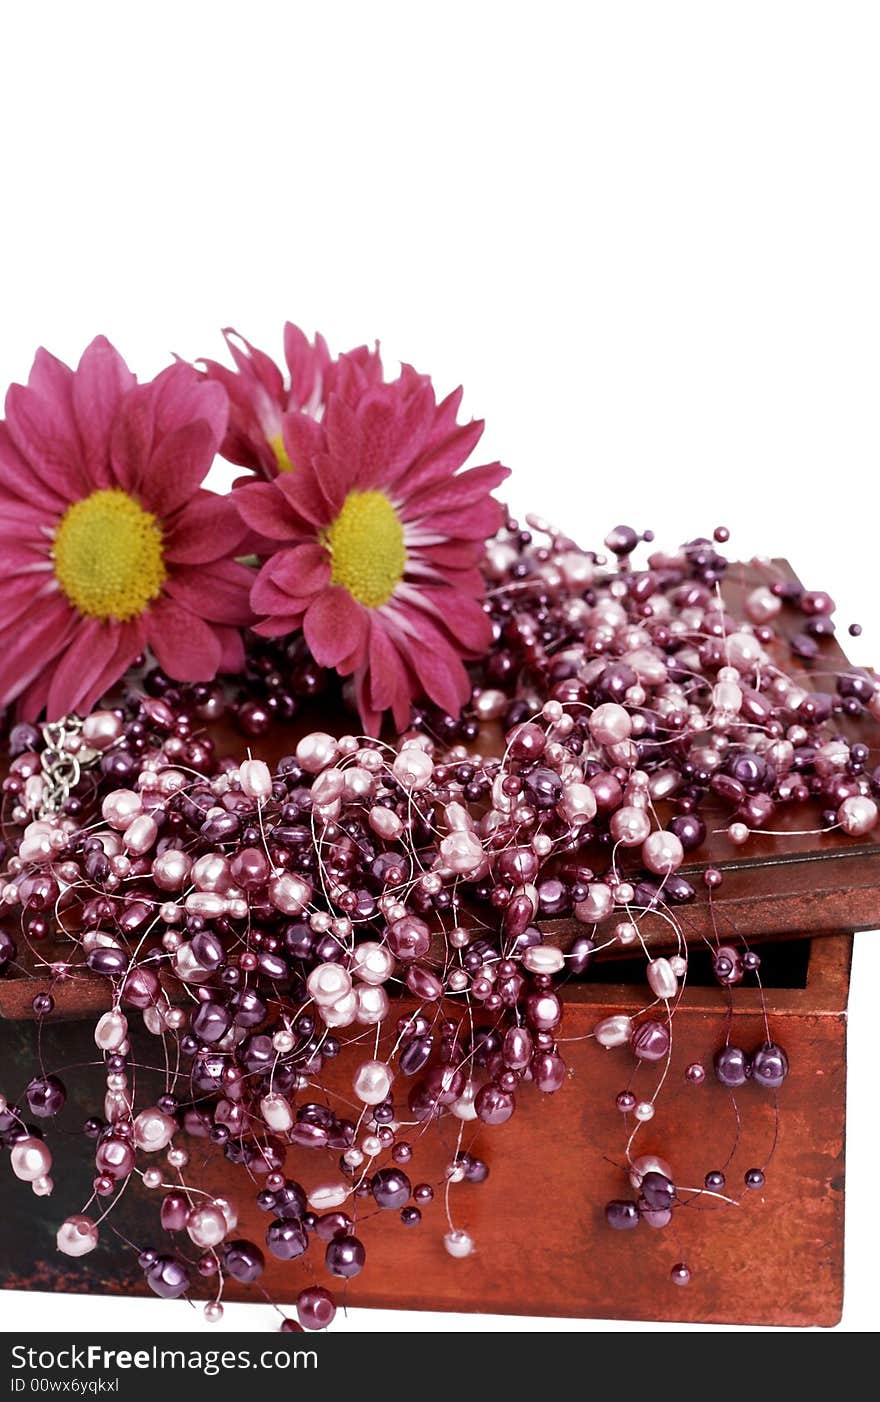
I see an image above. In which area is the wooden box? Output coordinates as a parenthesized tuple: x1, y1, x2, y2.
(0, 932, 850, 1327)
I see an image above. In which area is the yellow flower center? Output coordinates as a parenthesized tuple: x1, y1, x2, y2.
(270, 432, 295, 473)
(53, 488, 166, 621)
(325, 490, 406, 608)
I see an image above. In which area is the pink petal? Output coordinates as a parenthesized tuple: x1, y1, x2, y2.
(0, 424, 51, 509)
(141, 420, 218, 517)
(110, 383, 156, 491)
(164, 491, 247, 564)
(4, 381, 86, 504)
(251, 544, 330, 612)
(46, 617, 124, 720)
(0, 597, 80, 711)
(73, 337, 136, 486)
(276, 461, 334, 528)
(217, 625, 246, 674)
(166, 559, 254, 625)
(145, 596, 222, 680)
(400, 584, 491, 653)
(253, 614, 302, 639)
(150, 363, 228, 446)
(400, 418, 485, 495)
(303, 586, 369, 670)
(366, 616, 412, 714)
(404, 460, 510, 517)
(233, 481, 304, 542)
(280, 412, 326, 474)
(224, 329, 285, 402)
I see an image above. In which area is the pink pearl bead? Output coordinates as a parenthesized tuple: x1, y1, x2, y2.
(122, 814, 158, 856)
(647, 957, 678, 1000)
(268, 872, 312, 915)
(838, 795, 879, 836)
(10, 1137, 52, 1182)
(133, 1107, 176, 1152)
(369, 806, 403, 840)
(94, 1010, 128, 1051)
(392, 747, 433, 789)
(593, 1014, 633, 1048)
(440, 829, 484, 873)
(353, 1059, 393, 1105)
(82, 711, 123, 750)
(101, 789, 142, 831)
(239, 758, 272, 800)
(350, 941, 394, 985)
(642, 830, 684, 875)
(296, 732, 339, 773)
(558, 782, 598, 823)
(356, 984, 390, 1024)
(152, 850, 191, 892)
(589, 702, 632, 746)
(56, 1215, 99, 1256)
(187, 1204, 229, 1249)
(574, 882, 614, 922)
(610, 806, 651, 847)
(192, 853, 232, 893)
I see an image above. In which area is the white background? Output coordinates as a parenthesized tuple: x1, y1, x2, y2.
(1, 0, 878, 1332)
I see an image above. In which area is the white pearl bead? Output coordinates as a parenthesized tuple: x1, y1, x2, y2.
(451, 1081, 479, 1121)
(355, 984, 389, 1025)
(143, 1168, 163, 1189)
(56, 1215, 99, 1257)
(307, 962, 352, 1007)
(361, 1134, 382, 1156)
(320, 989, 358, 1028)
(444, 1229, 474, 1259)
(133, 1107, 176, 1152)
(94, 1010, 128, 1051)
(213, 1197, 238, 1232)
(167, 1147, 188, 1168)
(261, 1093, 293, 1132)
(839, 795, 879, 837)
(272, 1030, 295, 1053)
(448, 969, 469, 992)
(11, 1137, 52, 1182)
(593, 1014, 633, 1048)
(239, 758, 272, 801)
(350, 941, 394, 986)
(353, 1059, 393, 1105)
(634, 1100, 655, 1121)
(204, 1302, 224, 1323)
(440, 830, 484, 874)
(669, 955, 687, 977)
(613, 921, 638, 946)
(523, 944, 564, 975)
(187, 1204, 228, 1248)
(647, 958, 678, 1000)
(308, 1183, 348, 1210)
(32, 1175, 53, 1196)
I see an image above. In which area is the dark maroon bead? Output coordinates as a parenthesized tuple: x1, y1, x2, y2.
(0, 928, 16, 971)
(86, 946, 128, 976)
(605, 1199, 639, 1230)
(751, 1042, 789, 1089)
(191, 930, 225, 971)
(714, 1045, 750, 1087)
(523, 766, 563, 809)
(146, 1255, 190, 1299)
(325, 1234, 365, 1279)
(568, 936, 595, 974)
(531, 1052, 565, 1092)
(401, 1206, 422, 1226)
(371, 1168, 411, 1209)
(296, 1286, 336, 1331)
(273, 1181, 307, 1219)
(191, 1001, 232, 1045)
(121, 967, 160, 1008)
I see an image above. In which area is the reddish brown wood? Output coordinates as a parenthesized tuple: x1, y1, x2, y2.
(0, 936, 849, 1326)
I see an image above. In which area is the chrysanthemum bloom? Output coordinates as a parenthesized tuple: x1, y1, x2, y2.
(0, 337, 253, 720)
(200, 325, 382, 480)
(235, 366, 509, 733)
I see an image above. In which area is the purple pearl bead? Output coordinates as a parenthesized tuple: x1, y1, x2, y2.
(714, 1045, 750, 1087)
(371, 1168, 411, 1210)
(146, 1255, 190, 1299)
(745, 1168, 766, 1189)
(474, 1083, 516, 1124)
(266, 1218, 307, 1260)
(640, 1171, 676, 1210)
(25, 1075, 66, 1118)
(751, 1042, 789, 1089)
(685, 1062, 706, 1084)
(325, 1234, 365, 1279)
(222, 1240, 265, 1283)
(670, 1262, 691, 1286)
(631, 1020, 670, 1062)
(191, 1001, 232, 1045)
(704, 1171, 725, 1190)
(605, 1199, 639, 1230)
(569, 936, 595, 975)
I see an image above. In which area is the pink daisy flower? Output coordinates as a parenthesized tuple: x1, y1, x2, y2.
(200, 325, 382, 480)
(0, 337, 253, 720)
(234, 366, 509, 733)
